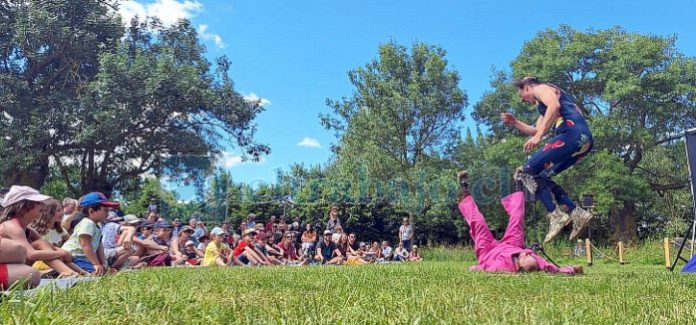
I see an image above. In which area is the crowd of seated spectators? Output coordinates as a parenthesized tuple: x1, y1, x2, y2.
(0, 187, 423, 291)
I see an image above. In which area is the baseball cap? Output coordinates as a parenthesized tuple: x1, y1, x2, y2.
(80, 192, 119, 208)
(139, 222, 154, 230)
(323, 230, 332, 235)
(154, 221, 174, 230)
(210, 227, 225, 236)
(123, 214, 143, 225)
(1, 185, 51, 207)
(185, 240, 195, 246)
(179, 226, 194, 233)
(242, 228, 257, 237)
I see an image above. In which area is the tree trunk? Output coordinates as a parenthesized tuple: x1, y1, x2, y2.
(80, 176, 114, 198)
(2, 160, 49, 190)
(609, 202, 638, 244)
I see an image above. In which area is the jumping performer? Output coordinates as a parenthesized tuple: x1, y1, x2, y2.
(501, 76, 594, 242)
(457, 171, 582, 274)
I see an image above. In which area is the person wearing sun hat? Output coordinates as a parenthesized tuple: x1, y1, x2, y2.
(171, 225, 196, 265)
(61, 192, 120, 276)
(0, 185, 53, 288)
(1, 186, 86, 278)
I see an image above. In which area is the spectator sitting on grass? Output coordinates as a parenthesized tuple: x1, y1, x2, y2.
(137, 222, 153, 240)
(346, 233, 360, 257)
(233, 229, 268, 266)
(246, 213, 257, 229)
(202, 227, 230, 267)
(381, 241, 393, 261)
(28, 199, 87, 276)
(393, 242, 409, 262)
(102, 214, 140, 270)
(0, 236, 41, 290)
(300, 223, 317, 255)
(171, 226, 195, 265)
(265, 215, 276, 234)
(183, 240, 203, 265)
(239, 220, 247, 236)
(32, 199, 70, 247)
(146, 211, 158, 223)
(62, 192, 120, 276)
(60, 197, 79, 234)
(197, 235, 211, 251)
(263, 232, 286, 264)
(137, 221, 174, 267)
(172, 218, 183, 237)
(256, 232, 284, 265)
(279, 232, 307, 266)
(409, 245, 423, 262)
(335, 233, 350, 263)
(254, 223, 265, 234)
(331, 225, 344, 244)
(372, 241, 384, 262)
(252, 231, 269, 262)
(288, 216, 301, 235)
(315, 230, 342, 265)
(221, 221, 231, 236)
(2, 193, 86, 277)
(278, 216, 288, 233)
(196, 220, 208, 237)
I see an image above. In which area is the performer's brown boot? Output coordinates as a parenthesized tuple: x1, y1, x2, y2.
(544, 207, 572, 243)
(569, 207, 594, 241)
(513, 166, 537, 194)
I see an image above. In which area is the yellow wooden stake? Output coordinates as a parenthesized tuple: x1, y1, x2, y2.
(664, 238, 671, 270)
(586, 238, 593, 266)
(618, 241, 625, 265)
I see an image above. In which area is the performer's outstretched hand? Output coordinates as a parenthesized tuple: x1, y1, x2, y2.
(501, 112, 516, 125)
(573, 266, 584, 274)
(524, 135, 542, 152)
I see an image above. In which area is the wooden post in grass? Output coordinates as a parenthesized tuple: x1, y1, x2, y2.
(618, 241, 625, 265)
(586, 238, 593, 266)
(664, 238, 671, 270)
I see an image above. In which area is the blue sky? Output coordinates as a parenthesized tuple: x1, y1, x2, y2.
(119, 0, 696, 200)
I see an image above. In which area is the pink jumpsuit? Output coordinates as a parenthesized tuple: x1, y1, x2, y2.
(458, 191, 576, 274)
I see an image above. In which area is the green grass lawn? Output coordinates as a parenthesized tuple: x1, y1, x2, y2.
(2, 242, 695, 324)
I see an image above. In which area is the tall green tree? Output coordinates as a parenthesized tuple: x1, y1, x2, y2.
(1, 1, 269, 196)
(53, 18, 268, 196)
(0, 0, 123, 188)
(315, 41, 468, 242)
(321, 41, 467, 182)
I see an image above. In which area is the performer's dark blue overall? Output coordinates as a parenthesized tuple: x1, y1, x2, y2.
(523, 87, 593, 212)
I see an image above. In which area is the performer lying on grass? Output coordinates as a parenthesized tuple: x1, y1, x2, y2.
(457, 171, 583, 274)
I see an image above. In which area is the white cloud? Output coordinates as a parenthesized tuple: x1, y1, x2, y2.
(298, 137, 322, 148)
(118, 0, 203, 26)
(197, 24, 227, 49)
(243, 92, 271, 107)
(217, 152, 266, 169)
